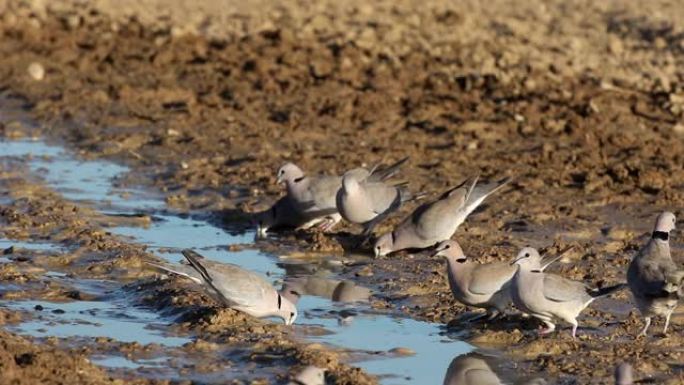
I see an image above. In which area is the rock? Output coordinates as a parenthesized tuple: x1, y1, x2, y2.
(27, 62, 45, 81)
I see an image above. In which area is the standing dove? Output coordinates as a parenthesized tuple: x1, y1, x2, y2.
(336, 168, 419, 239)
(510, 247, 624, 338)
(275, 158, 408, 232)
(433, 240, 563, 321)
(373, 175, 510, 257)
(627, 211, 684, 337)
(148, 249, 298, 325)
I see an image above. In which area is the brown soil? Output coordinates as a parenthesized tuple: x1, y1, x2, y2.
(1, 0, 684, 384)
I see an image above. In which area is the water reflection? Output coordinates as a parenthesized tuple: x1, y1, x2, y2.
(281, 276, 371, 304)
(443, 352, 547, 385)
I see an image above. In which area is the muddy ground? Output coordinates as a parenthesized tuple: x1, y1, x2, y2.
(0, 0, 684, 383)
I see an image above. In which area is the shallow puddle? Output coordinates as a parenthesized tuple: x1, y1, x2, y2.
(0, 136, 517, 384)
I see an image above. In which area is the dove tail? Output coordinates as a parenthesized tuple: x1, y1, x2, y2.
(590, 283, 626, 298)
(182, 249, 213, 284)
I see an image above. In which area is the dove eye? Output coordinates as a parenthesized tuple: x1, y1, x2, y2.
(290, 312, 295, 318)
(524, 252, 530, 257)
(445, 244, 451, 249)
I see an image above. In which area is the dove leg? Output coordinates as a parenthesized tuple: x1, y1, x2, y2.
(663, 309, 674, 335)
(538, 320, 556, 335)
(638, 317, 652, 337)
(465, 312, 491, 323)
(569, 319, 579, 339)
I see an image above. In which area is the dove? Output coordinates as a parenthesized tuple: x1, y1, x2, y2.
(276, 158, 408, 232)
(432, 240, 564, 321)
(615, 363, 633, 385)
(373, 175, 511, 257)
(627, 211, 684, 337)
(288, 366, 326, 385)
(254, 195, 339, 235)
(336, 169, 419, 239)
(510, 247, 624, 338)
(147, 249, 298, 325)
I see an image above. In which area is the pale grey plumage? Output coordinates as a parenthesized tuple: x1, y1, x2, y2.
(433, 240, 516, 319)
(374, 175, 511, 257)
(433, 240, 564, 320)
(148, 250, 297, 325)
(275, 158, 408, 232)
(510, 247, 624, 338)
(627, 211, 683, 337)
(336, 168, 417, 237)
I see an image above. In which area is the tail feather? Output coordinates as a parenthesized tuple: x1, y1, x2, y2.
(369, 156, 410, 182)
(469, 176, 512, 203)
(182, 249, 213, 284)
(145, 261, 202, 284)
(590, 283, 626, 298)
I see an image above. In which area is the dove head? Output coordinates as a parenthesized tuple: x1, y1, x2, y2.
(277, 162, 304, 185)
(653, 211, 676, 234)
(373, 232, 394, 257)
(431, 240, 466, 263)
(341, 172, 362, 192)
(511, 247, 542, 270)
(277, 295, 298, 325)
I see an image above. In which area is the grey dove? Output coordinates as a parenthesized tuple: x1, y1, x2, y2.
(615, 363, 633, 385)
(373, 175, 510, 257)
(433, 240, 563, 321)
(275, 158, 408, 232)
(148, 249, 297, 325)
(627, 211, 684, 337)
(510, 247, 624, 338)
(336, 167, 419, 238)
(254, 195, 333, 235)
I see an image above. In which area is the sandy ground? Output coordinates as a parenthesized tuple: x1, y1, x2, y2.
(1, 0, 684, 383)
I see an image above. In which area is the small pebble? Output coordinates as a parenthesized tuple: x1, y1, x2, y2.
(27, 62, 45, 81)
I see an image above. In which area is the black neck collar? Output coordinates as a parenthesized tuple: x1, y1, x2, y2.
(455, 258, 467, 264)
(652, 231, 669, 241)
(293, 176, 305, 183)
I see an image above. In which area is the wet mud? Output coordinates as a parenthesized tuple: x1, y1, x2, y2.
(1, 0, 684, 384)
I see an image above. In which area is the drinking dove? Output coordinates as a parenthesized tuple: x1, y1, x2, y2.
(254, 195, 333, 235)
(432, 240, 564, 321)
(510, 247, 624, 338)
(275, 158, 408, 232)
(373, 175, 510, 257)
(627, 211, 684, 337)
(148, 249, 298, 325)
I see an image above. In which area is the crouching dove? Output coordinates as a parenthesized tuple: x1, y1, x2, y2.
(627, 211, 684, 337)
(148, 249, 298, 325)
(374, 175, 510, 257)
(433, 240, 564, 321)
(510, 247, 624, 338)
(274, 158, 409, 233)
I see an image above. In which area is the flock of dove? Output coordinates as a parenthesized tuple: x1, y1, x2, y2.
(150, 157, 683, 383)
